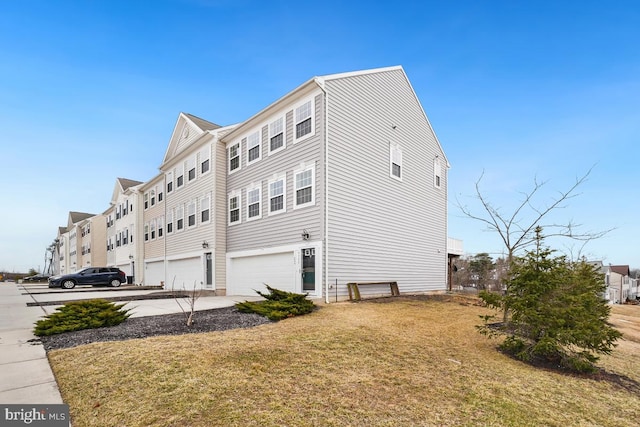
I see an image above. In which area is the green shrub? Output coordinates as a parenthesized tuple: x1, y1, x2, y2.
(34, 299, 131, 336)
(235, 285, 315, 321)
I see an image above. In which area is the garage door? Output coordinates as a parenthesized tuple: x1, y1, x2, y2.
(228, 252, 295, 296)
(144, 261, 164, 286)
(167, 257, 202, 290)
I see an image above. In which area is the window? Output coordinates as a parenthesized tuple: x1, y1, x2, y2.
(186, 156, 196, 182)
(228, 143, 240, 173)
(390, 143, 402, 180)
(150, 189, 156, 206)
(188, 200, 196, 228)
(294, 165, 315, 208)
(158, 190, 163, 202)
(269, 117, 285, 153)
(123, 227, 128, 245)
(200, 146, 210, 174)
(294, 99, 314, 141)
(150, 219, 156, 240)
(144, 193, 149, 210)
(434, 157, 442, 188)
(176, 164, 184, 188)
(200, 194, 211, 224)
(176, 205, 184, 231)
(144, 223, 149, 242)
(166, 171, 174, 193)
(167, 210, 174, 234)
(130, 224, 134, 243)
(268, 174, 286, 215)
(246, 130, 261, 164)
(228, 192, 241, 225)
(158, 216, 164, 238)
(247, 184, 262, 220)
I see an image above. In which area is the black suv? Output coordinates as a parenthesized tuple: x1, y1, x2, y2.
(48, 267, 127, 289)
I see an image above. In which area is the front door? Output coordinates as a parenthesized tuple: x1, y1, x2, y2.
(205, 252, 213, 288)
(302, 248, 315, 292)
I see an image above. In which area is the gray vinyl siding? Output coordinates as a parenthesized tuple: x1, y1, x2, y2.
(325, 69, 447, 296)
(226, 93, 325, 252)
(142, 175, 165, 260)
(214, 139, 227, 292)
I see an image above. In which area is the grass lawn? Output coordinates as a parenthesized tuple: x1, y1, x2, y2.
(48, 296, 640, 427)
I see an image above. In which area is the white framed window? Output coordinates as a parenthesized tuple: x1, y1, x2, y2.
(200, 145, 211, 175)
(144, 193, 149, 210)
(186, 156, 196, 182)
(294, 98, 314, 142)
(228, 142, 240, 173)
(176, 205, 184, 231)
(200, 193, 211, 224)
(166, 171, 174, 194)
(150, 219, 156, 240)
(228, 191, 241, 225)
(158, 187, 163, 202)
(246, 183, 262, 221)
(294, 164, 315, 209)
(176, 164, 185, 189)
(269, 116, 285, 154)
(390, 143, 402, 180)
(246, 130, 261, 164)
(150, 189, 156, 206)
(167, 209, 174, 234)
(144, 223, 149, 242)
(158, 216, 164, 238)
(434, 157, 442, 188)
(130, 224, 134, 243)
(187, 200, 196, 228)
(268, 174, 286, 215)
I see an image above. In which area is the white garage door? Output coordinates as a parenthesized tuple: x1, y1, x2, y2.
(167, 257, 202, 290)
(144, 261, 164, 286)
(228, 252, 295, 296)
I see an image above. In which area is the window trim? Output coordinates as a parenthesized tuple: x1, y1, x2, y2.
(187, 199, 197, 228)
(294, 164, 315, 209)
(166, 171, 174, 194)
(176, 164, 185, 189)
(176, 204, 184, 231)
(200, 193, 211, 224)
(268, 116, 286, 155)
(186, 156, 196, 183)
(228, 191, 241, 225)
(293, 98, 315, 143)
(166, 209, 174, 235)
(246, 183, 262, 221)
(200, 145, 211, 175)
(246, 130, 262, 165)
(228, 142, 241, 174)
(268, 173, 287, 216)
(390, 143, 403, 181)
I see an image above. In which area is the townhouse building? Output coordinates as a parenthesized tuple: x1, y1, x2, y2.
(52, 66, 449, 301)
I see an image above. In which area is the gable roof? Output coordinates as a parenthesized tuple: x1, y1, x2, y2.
(161, 112, 221, 166)
(110, 177, 143, 205)
(183, 113, 221, 131)
(67, 211, 94, 228)
(117, 177, 143, 191)
(610, 265, 630, 276)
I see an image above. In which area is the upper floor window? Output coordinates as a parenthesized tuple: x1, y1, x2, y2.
(228, 191, 241, 225)
(269, 117, 285, 154)
(144, 223, 149, 242)
(158, 216, 164, 238)
(200, 146, 211, 175)
(150, 189, 156, 206)
(166, 171, 174, 194)
(294, 164, 315, 209)
(294, 99, 314, 141)
(246, 130, 261, 164)
(390, 143, 402, 180)
(176, 164, 185, 189)
(167, 209, 174, 234)
(150, 220, 156, 240)
(247, 184, 262, 221)
(229, 143, 240, 173)
(186, 156, 196, 182)
(176, 205, 184, 231)
(434, 157, 442, 188)
(268, 174, 286, 215)
(187, 200, 197, 228)
(144, 193, 149, 210)
(158, 189, 163, 202)
(200, 194, 211, 224)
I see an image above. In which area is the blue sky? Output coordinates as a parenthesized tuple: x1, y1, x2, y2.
(1, 0, 638, 273)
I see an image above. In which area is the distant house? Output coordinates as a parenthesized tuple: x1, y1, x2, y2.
(605, 264, 631, 304)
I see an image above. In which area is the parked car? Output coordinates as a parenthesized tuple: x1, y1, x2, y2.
(23, 274, 50, 282)
(48, 267, 127, 289)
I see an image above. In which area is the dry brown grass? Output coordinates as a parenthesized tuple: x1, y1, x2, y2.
(48, 296, 640, 427)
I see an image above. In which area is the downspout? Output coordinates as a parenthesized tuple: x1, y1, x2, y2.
(316, 78, 331, 304)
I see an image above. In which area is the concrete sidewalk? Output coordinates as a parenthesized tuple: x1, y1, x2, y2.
(0, 281, 262, 404)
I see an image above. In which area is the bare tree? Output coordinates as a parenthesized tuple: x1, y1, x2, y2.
(171, 278, 202, 327)
(457, 167, 612, 320)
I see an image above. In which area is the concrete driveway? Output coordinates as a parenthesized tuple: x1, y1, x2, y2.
(0, 281, 262, 404)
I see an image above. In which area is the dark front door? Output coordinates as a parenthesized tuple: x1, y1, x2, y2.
(205, 252, 213, 288)
(302, 248, 315, 292)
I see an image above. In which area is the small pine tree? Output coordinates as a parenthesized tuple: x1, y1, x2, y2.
(478, 227, 622, 372)
(235, 285, 315, 321)
(34, 299, 131, 336)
